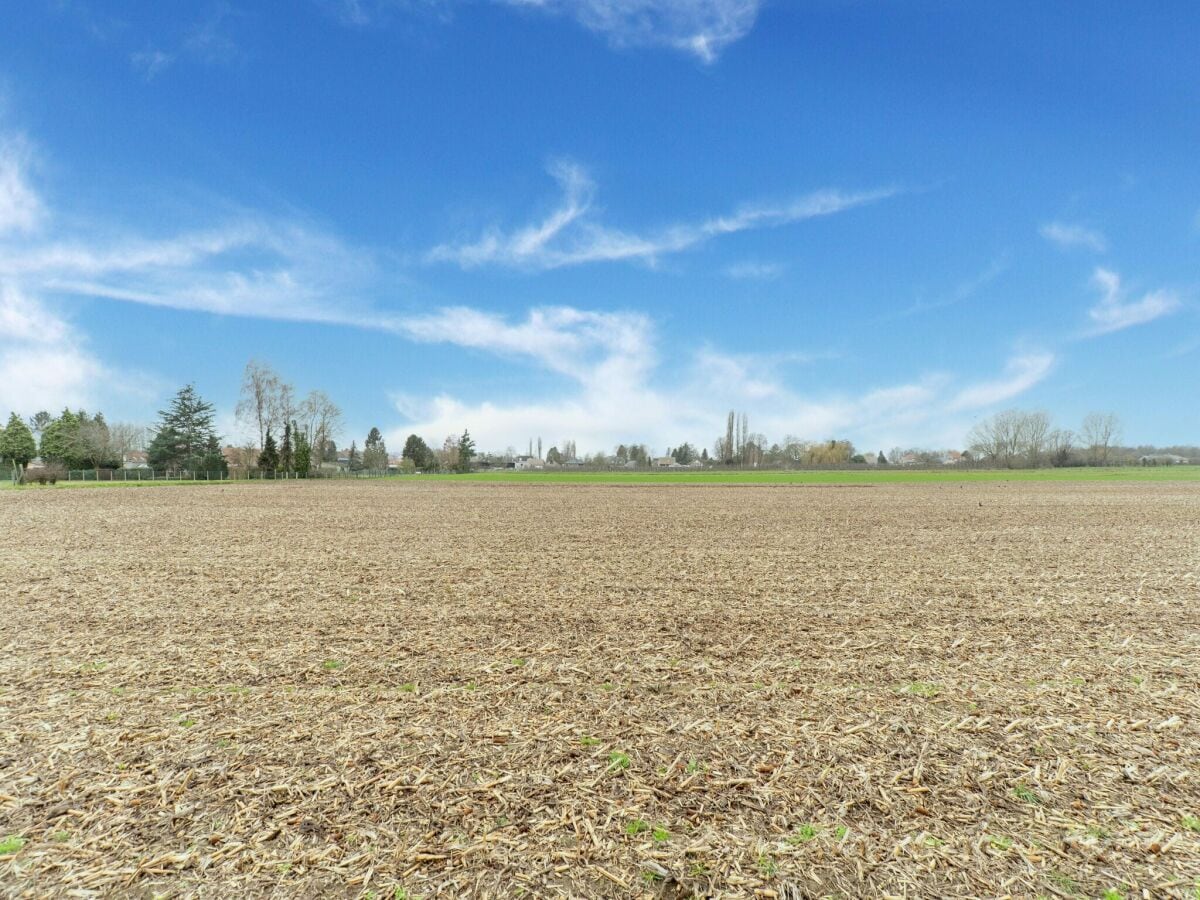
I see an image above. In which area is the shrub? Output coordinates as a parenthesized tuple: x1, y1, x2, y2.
(21, 464, 65, 485)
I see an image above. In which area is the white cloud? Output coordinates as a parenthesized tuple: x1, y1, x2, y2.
(428, 160, 895, 270)
(946, 351, 1055, 411)
(0, 283, 108, 416)
(500, 0, 762, 62)
(0, 136, 42, 236)
(385, 302, 1055, 455)
(882, 257, 1008, 321)
(1039, 221, 1107, 253)
(1, 219, 379, 328)
(396, 304, 654, 382)
(131, 48, 175, 80)
(127, 6, 241, 80)
(723, 260, 784, 280)
(1085, 267, 1180, 335)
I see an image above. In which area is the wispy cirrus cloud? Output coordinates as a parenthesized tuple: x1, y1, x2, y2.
(1040, 221, 1107, 253)
(946, 351, 1055, 411)
(128, 4, 243, 80)
(501, 0, 762, 63)
(723, 260, 784, 280)
(0, 135, 42, 235)
(882, 256, 1008, 321)
(427, 159, 896, 270)
(1085, 267, 1180, 335)
(395, 304, 655, 382)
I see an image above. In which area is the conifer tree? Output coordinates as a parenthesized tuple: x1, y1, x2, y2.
(258, 430, 280, 471)
(293, 421, 311, 476)
(0, 413, 37, 472)
(456, 429, 476, 473)
(280, 422, 294, 473)
(148, 385, 220, 471)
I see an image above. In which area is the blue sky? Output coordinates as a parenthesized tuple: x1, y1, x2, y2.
(1, 1, 1196, 454)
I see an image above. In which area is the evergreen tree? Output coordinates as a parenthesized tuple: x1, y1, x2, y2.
(147, 385, 220, 471)
(672, 442, 696, 464)
(147, 426, 181, 471)
(280, 422, 294, 473)
(877, 451, 888, 465)
(456, 429, 476, 473)
(348, 441, 362, 471)
(201, 435, 228, 476)
(402, 434, 434, 470)
(363, 426, 388, 470)
(40, 408, 83, 468)
(293, 422, 311, 476)
(321, 438, 338, 462)
(1, 413, 37, 471)
(258, 430, 280, 471)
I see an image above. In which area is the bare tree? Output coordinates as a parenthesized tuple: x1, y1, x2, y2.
(1048, 428, 1075, 467)
(1023, 411, 1051, 467)
(1081, 412, 1122, 465)
(108, 422, 145, 458)
(272, 381, 297, 440)
(299, 390, 342, 470)
(968, 410, 1027, 468)
(236, 361, 281, 451)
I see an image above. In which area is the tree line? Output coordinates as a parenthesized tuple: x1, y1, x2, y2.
(3, 366, 1188, 481)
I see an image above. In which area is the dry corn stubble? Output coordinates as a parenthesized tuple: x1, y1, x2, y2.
(1, 480, 1199, 898)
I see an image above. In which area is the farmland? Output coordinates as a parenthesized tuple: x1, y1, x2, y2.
(2, 481, 1199, 897)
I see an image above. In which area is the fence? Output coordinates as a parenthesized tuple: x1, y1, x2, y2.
(52, 467, 398, 483)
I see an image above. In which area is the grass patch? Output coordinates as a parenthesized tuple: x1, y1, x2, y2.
(1046, 871, 1080, 894)
(322, 659, 344, 671)
(0, 835, 26, 854)
(788, 824, 819, 844)
(1012, 784, 1041, 805)
(1182, 814, 1200, 833)
(607, 751, 631, 771)
(901, 681, 940, 699)
(625, 819, 649, 836)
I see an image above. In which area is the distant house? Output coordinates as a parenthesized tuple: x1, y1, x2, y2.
(1139, 453, 1189, 465)
(123, 450, 149, 470)
(562, 458, 584, 467)
(512, 455, 544, 470)
(653, 456, 679, 468)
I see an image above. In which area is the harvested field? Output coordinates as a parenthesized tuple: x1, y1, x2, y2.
(2, 481, 1199, 898)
